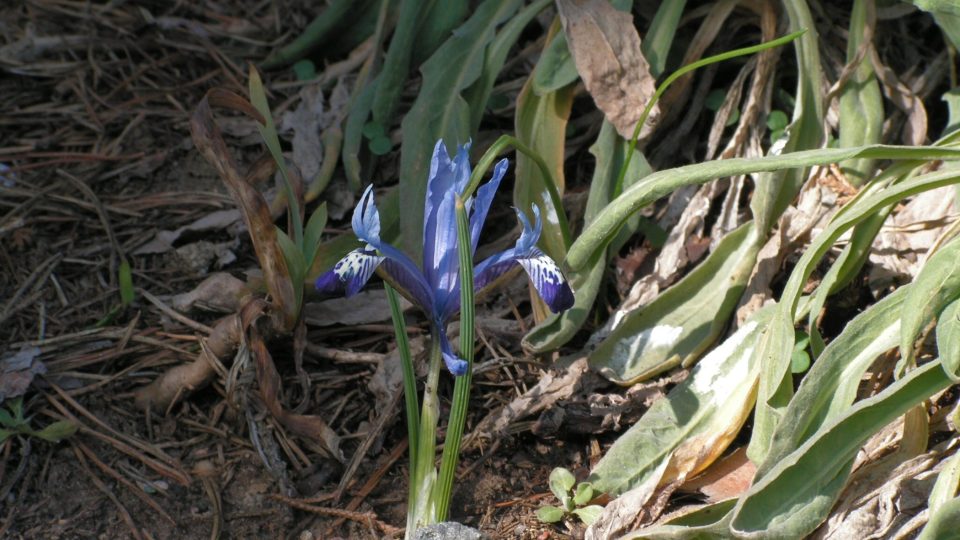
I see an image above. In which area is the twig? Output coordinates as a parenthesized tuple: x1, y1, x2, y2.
(139, 288, 215, 334)
(73, 446, 144, 540)
(270, 493, 403, 537)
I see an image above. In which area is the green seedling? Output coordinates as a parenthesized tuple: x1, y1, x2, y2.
(0, 397, 77, 444)
(537, 467, 604, 526)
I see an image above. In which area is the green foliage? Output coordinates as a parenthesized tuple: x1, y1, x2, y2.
(0, 398, 76, 444)
(537, 467, 603, 526)
(250, 3, 960, 537)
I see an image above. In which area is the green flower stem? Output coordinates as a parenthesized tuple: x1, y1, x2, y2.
(434, 196, 476, 520)
(408, 335, 444, 533)
(386, 284, 420, 521)
(615, 29, 806, 196)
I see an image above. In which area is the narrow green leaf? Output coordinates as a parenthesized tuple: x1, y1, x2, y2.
(758, 286, 907, 478)
(641, 0, 686, 78)
(537, 505, 566, 523)
(567, 145, 960, 272)
(838, 0, 883, 186)
(523, 121, 651, 353)
(750, 167, 960, 463)
(937, 297, 960, 381)
(119, 258, 134, 307)
(399, 0, 523, 260)
(749, 0, 823, 235)
(303, 203, 328, 270)
(32, 420, 77, 443)
(588, 306, 774, 496)
(342, 78, 378, 192)
(249, 66, 303, 248)
(371, 0, 421, 127)
(463, 0, 552, 132)
(0, 428, 11, 444)
(589, 223, 760, 384)
(412, 0, 468, 67)
(386, 283, 420, 524)
(275, 226, 305, 310)
(900, 234, 960, 372)
(514, 65, 574, 264)
(918, 495, 960, 540)
(434, 195, 476, 521)
(260, 0, 357, 69)
(731, 361, 953, 539)
(531, 32, 579, 95)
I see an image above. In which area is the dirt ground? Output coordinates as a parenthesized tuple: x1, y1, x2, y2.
(0, 2, 615, 538)
(4, 1, 957, 539)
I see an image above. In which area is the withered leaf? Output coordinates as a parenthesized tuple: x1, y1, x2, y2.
(556, 0, 659, 140)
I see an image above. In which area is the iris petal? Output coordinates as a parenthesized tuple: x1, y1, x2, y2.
(315, 248, 384, 297)
(518, 250, 575, 313)
(471, 205, 574, 314)
(352, 185, 381, 244)
(438, 328, 468, 376)
(469, 158, 509, 254)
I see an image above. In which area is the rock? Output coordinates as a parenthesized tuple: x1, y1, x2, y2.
(412, 522, 485, 540)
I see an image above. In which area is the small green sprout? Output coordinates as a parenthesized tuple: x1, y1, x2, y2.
(537, 467, 604, 526)
(0, 397, 77, 444)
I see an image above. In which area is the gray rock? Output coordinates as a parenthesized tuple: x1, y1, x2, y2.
(412, 522, 485, 540)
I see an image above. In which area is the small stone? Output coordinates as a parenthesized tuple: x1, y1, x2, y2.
(412, 522, 484, 540)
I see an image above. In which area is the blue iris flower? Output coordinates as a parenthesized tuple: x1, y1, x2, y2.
(316, 140, 574, 375)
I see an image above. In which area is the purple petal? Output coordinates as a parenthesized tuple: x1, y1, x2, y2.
(314, 244, 436, 314)
(514, 205, 542, 254)
(518, 251, 574, 313)
(351, 185, 381, 245)
(471, 206, 573, 314)
(438, 330, 468, 376)
(315, 248, 384, 297)
(423, 141, 471, 292)
(468, 158, 508, 254)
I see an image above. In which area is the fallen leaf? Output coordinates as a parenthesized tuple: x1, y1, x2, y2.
(368, 337, 426, 414)
(869, 185, 956, 291)
(174, 240, 237, 274)
(304, 289, 411, 327)
(135, 209, 241, 255)
(679, 447, 756, 502)
(170, 272, 249, 313)
(556, 0, 658, 140)
(812, 450, 945, 539)
(251, 326, 343, 462)
(0, 347, 44, 401)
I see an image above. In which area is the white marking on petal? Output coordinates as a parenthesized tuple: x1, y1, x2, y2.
(524, 255, 562, 289)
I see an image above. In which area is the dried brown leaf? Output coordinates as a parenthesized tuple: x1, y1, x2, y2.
(679, 447, 756, 502)
(170, 272, 249, 313)
(556, 0, 658, 140)
(190, 92, 297, 331)
(0, 346, 44, 400)
(251, 327, 344, 462)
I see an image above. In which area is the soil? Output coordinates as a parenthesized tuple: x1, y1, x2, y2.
(4, 1, 954, 539)
(0, 2, 604, 538)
